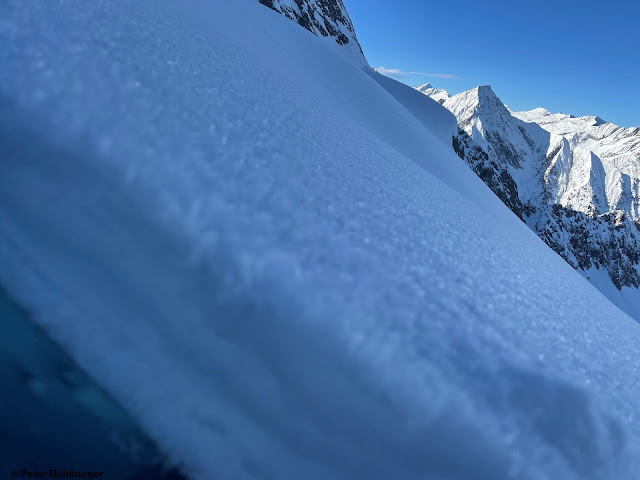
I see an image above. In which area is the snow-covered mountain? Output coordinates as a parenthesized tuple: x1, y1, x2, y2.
(513, 107, 640, 220)
(4, 0, 640, 479)
(417, 83, 640, 317)
(415, 83, 450, 105)
(258, 0, 369, 67)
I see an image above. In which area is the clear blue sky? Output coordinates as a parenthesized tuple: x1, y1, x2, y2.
(343, 0, 640, 127)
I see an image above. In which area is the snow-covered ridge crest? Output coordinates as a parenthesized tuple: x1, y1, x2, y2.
(414, 83, 450, 105)
(258, 0, 369, 67)
(513, 107, 640, 220)
(418, 84, 640, 223)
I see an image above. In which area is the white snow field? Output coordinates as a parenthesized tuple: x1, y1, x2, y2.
(1, 0, 640, 479)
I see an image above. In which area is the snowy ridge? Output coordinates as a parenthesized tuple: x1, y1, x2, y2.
(513, 107, 640, 220)
(258, 0, 369, 67)
(2, 0, 640, 479)
(444, 86, 551, 173)
(371, 75, 458, 146)
(414, 83, 450, 105)
(417, 82, 640, 307)
(418, 85, 640, 221)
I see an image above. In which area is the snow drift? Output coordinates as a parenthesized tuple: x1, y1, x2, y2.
(1, 0, 640, 479)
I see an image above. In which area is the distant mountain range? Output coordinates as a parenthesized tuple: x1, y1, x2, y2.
(416, 82, 640, 297)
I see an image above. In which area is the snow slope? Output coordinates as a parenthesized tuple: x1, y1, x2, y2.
(369, 74, 457, 146)
(581, 267, 640, 326)
(2, 1, 640, 479)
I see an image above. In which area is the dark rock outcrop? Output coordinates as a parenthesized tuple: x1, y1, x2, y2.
(258, 0, 367, 65)
(453, 129, 535, 220)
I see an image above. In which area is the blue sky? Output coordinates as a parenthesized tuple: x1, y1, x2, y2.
(343, 0, 640, 127)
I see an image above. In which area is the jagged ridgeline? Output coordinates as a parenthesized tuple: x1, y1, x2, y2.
(258, 0, 368, 66)
(418, 84, 640, 292)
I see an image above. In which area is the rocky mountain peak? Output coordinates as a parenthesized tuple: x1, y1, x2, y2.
(415, 83, 450, 104)
(444, 85, 511, 125)
(592, 116, 607, 126)
(258, 0, 369, 67)
(416, 83, 434, 91)
(475, 84, 496, 98)
(473, 85, 509, 113)
(418, 81, 640, 291)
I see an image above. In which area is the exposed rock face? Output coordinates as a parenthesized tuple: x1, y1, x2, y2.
(452, 128, 534, 221)
(418, 83, 640, 291)
(258, 0, 368, 67)
(539, 206, 640, 289)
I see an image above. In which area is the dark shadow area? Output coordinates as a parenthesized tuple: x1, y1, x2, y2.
(0, 284, 188, 479)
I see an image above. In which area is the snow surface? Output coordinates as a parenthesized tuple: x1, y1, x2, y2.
(370, 75, 457, 146)
(581, 267, 640, 326)
(2, 1, 640, 479)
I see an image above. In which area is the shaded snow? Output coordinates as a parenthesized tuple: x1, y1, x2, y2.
(370, 74, 457, 146)
(1, 1, 640, 479)
(582, 267, 640, 325)
(0, 286, 184, 478)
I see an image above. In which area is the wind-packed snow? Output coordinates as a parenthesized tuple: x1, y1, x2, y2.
(2, 1, 640, 479)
